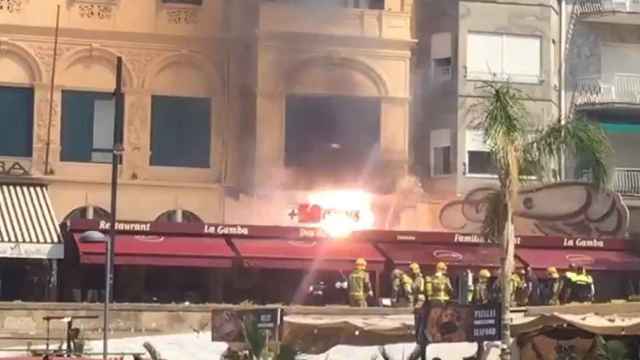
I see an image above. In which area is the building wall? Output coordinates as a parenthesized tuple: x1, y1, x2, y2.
(416, 0, 561, 211)
(0, 0, 418, 227)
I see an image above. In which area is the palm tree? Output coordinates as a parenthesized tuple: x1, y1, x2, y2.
(476, 82, 612, 360)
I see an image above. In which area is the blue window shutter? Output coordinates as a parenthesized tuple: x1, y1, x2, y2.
(151, 96, 211, 168)
(0, 86, 33, 157)
(61, 91, 95, 162)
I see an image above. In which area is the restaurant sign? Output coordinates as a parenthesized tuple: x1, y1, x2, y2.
(0, 159, 30, 177)
(74, 220, 627, 250)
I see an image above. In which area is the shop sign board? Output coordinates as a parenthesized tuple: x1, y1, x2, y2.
(0, 243, 64, 259)
(70, 219, 629, 251)
(211, 307, 283, 343)
(0, 158, 31, 177)
(421, 303, 501, 344)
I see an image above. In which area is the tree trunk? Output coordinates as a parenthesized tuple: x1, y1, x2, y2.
(500, 200, 516, 360)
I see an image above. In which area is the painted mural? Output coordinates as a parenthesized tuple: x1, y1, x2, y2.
(439, 182, 629, 239)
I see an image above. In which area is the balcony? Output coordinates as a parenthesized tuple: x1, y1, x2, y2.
(577, 0, 640, 24)
(575, 73, 640, 108)
(258, 2, 412, 40)
(583, 168, 640, 195)
(613, 168, 640, 195)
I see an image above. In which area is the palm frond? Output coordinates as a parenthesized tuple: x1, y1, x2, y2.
(478, 82, 529, 197)
(241, 316, 266, 359)
(481, 189, 508, 244)
(525, 117, 613, 190)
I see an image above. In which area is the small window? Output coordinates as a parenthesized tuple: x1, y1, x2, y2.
(431, 32, 453, 82)
(430, 129, 452, 176)
(433, 58, 452, 82)
(467, 151, 497, 175)
(150, 95, 211, 168)
(467, 32, 542, 84)
(0, 86, 34, 158)
(61, 91, 116, 163)
(433, 146, 451, 176)
(465, 129, 497, 176)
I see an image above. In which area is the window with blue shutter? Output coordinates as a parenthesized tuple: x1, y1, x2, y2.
(0, 86, 34, 158)
(61, 90, 117, 163)
(150, 95, 211, 168)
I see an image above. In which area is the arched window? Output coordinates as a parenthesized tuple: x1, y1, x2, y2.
(154, 209, 204, 224)
(63, 206, 111, 222)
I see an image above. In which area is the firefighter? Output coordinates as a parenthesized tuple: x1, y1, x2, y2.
(489, 269, 502, 303)
(571, 266, 594, 303)
(348, 258, 373, 307)
(542, 266, 562, 305)
(560, 264, 577, 303)
(428, 262, 453, 304)
(513, 268, 531, 307)
(473, 269, 491, 305)
(408, 262, 426, 308)
(390, 268, 413, 307)
(408, 262, 426, 349)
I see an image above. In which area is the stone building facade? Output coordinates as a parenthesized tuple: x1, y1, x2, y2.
(0, 0, 416, 227)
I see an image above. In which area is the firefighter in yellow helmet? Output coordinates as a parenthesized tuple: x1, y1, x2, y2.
(427, 262, 453, 303)
(572, 266, 594, 303)
(407, 262, 426, 347)
(473, 269, 491, 305)
(512, 268, 531, 307)
(390, 268, 413, 307)
(348, 258, 373, 307)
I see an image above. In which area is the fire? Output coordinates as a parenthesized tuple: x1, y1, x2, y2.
(307, 190, 375, 238)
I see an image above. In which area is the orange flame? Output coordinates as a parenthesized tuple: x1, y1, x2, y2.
(307, 190, 375, 238)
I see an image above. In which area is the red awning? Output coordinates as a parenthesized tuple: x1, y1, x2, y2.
(231, 239, 385, 271)
(377, 242, 504, 268)
(517, 248, 640, 271)
(72, 233, 234, 268)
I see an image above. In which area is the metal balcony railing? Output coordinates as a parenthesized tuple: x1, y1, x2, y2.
(576, 73, 640, 105)
(583, 168, 640, 195)
(578, 0, 640, 16)
(613, 168, 640, 194)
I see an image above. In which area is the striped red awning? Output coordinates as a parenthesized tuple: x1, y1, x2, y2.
(0, 182, 62, 259)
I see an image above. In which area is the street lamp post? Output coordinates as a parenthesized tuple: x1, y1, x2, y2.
(103, 56, 125, 360)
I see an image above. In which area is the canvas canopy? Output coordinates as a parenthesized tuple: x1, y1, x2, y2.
(512, 312, 640, 336)
(282, 314, 416, 354)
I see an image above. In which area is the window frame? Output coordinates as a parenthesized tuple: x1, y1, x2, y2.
(0, 84, 34, 159)
(466, 32, 543, 85)
(430, 129, 453, 177)
(431, 32, 453, 83)
(464, 129, 498, 177)
(149, 94, 213, 169)
(60, 89, 118, 165)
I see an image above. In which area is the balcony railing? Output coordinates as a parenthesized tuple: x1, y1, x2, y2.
(584, 168, 640, 195)
(575, 73, 640, 105)
(259, 2, 412, 40)
(578, 0, 640, 16)
(613, 168, 640, 195)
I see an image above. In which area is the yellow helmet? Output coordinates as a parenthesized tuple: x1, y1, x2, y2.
(409, 262, 420, 273)
(355, 258, 367, 268)
(479, 269, 491, 278)
(436, 262, 447, 272)
(547, 267, 559, 279)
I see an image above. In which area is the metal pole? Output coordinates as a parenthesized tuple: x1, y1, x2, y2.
(44, 5, 61, 175)
(104, 56, 124, 360)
